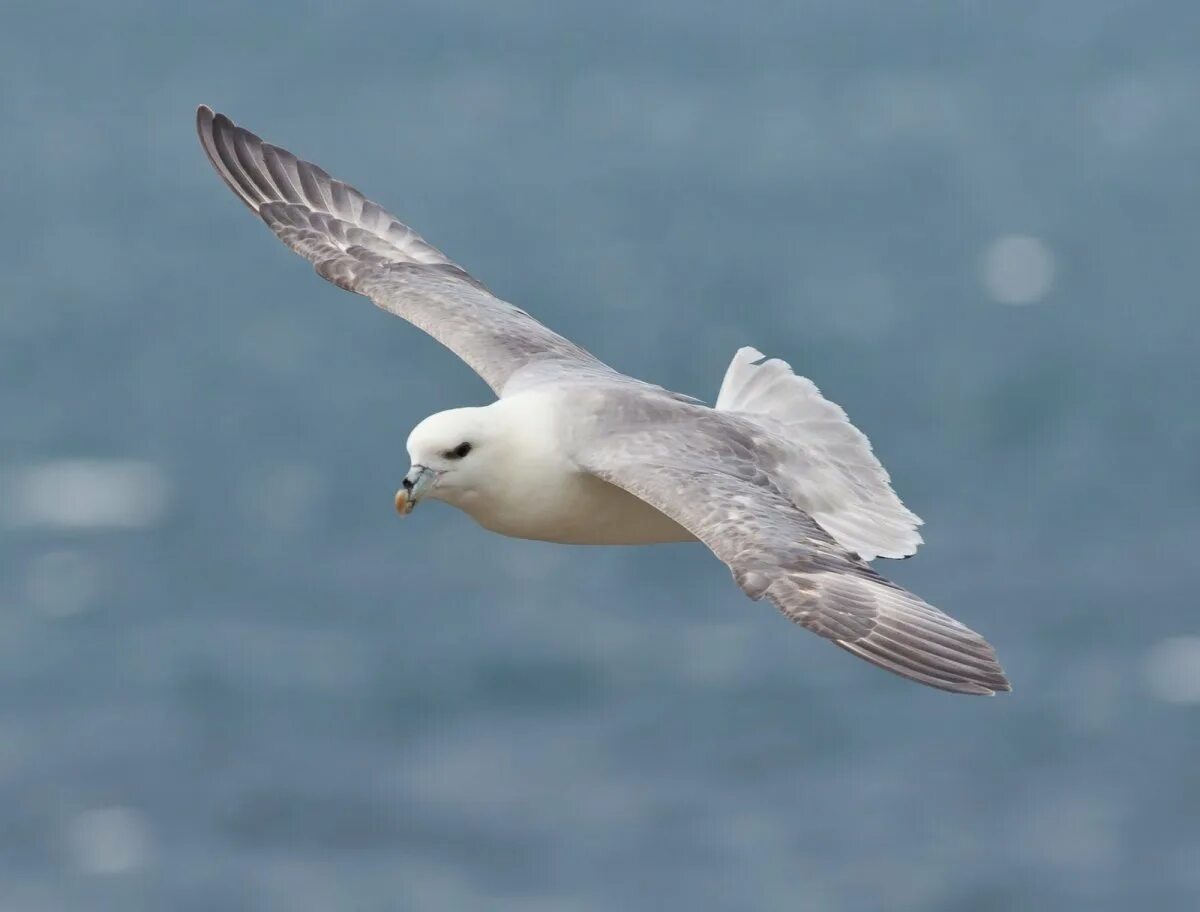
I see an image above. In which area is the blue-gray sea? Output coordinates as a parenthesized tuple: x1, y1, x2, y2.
(2, 2, 1199, 909)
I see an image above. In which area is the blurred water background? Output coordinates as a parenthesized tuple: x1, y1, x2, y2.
(2, 1, 1199, 909)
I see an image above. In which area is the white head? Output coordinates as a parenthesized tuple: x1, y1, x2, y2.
(396, 406, 503, 514)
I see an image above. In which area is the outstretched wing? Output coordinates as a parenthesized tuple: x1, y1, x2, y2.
(196, 106, 609, 396)
(578, 418, 1009, 695)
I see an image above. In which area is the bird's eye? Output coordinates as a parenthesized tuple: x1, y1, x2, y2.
(444, 441, 472, 460)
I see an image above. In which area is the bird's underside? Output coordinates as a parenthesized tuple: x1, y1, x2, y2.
(196, 105, 1011, 695)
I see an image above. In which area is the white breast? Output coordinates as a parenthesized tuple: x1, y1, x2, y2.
(446, 391, 695, 545)
(474, 469, 696, 545)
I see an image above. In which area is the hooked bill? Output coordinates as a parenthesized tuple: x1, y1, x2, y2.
(394, 489, 416, 515)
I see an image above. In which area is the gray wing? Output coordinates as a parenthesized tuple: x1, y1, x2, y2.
(579, 418, 1010, 695)
(196, 106, 609, 396)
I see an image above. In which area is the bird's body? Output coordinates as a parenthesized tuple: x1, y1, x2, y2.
(421, 390, 694, 545)
(197, 105, 1011, 695)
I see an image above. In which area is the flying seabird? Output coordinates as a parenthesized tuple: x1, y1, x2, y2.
(196, 106, 1010, 695)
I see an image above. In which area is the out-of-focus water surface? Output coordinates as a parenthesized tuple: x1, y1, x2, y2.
(2, 2, 1199, 909)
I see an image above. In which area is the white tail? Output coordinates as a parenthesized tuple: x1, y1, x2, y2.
(716, 347, 923, 561)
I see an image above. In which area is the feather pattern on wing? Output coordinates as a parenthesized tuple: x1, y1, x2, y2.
(196, 106, 609, 395)
(577, 411, 1008, 695)
(717, 347, 923, 560)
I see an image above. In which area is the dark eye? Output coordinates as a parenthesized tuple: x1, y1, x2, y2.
(444, 441, 472, 460)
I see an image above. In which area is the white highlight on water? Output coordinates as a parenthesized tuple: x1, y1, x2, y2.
(2, 460, 168, 530)
(980, 235, 1056, 305)
(66, 806, 152, 874)
(1144, 636, 1200, 704)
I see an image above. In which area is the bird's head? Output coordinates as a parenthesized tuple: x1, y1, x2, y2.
(396, 406, 498, 514)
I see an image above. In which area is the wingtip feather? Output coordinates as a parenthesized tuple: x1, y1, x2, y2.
(196, 105, 266, 214)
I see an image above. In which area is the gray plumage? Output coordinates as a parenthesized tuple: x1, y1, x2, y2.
(197, 105, 1010, 696)
(197, 105, 605, 395)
